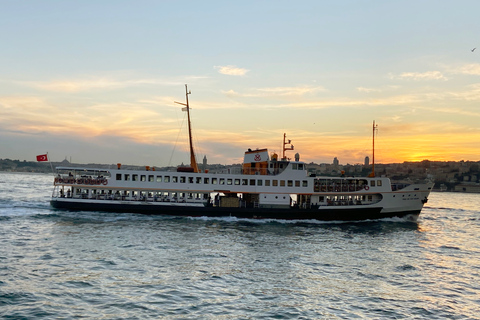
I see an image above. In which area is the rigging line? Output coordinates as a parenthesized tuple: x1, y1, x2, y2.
(168, 110, 187, 167)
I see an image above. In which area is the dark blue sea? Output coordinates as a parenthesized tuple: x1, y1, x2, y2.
(1, 172, 479, 319)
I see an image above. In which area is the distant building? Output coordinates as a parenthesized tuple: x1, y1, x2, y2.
(202, 155, 207, 172)
(333, 157, 339, 167)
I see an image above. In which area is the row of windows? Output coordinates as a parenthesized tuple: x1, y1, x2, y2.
(115, 173, 309, 188)
(313, 178, 383, 187)
(74, 188, 209, 201)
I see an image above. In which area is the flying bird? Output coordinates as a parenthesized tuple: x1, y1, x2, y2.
(472, 48, 476, 52)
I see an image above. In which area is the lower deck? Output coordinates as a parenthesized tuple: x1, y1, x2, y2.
(50, 197, 421, 221)
(53, 186, 384, 210)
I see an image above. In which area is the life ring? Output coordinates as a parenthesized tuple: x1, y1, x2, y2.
(364, 186, 370, 191)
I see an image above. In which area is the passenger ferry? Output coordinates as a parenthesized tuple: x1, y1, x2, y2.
(50, 86, 434, 221)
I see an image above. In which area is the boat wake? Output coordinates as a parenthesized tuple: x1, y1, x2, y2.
(187, 215, 419, 225)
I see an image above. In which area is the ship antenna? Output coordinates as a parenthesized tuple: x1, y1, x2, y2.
(174, 84, 199, 173)
(368, 120, 378, 177)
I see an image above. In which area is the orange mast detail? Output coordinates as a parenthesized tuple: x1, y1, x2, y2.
(175, 84, 199, 173)
(282, 133, 294, 160)
(368, 120, 378, 178)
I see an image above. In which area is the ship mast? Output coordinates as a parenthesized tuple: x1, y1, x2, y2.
(282, 133, 294, 160)
(368, 120, 378, 177)
(174, 84, 199, 173)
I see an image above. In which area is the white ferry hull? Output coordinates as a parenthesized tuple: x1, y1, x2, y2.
(49, 156, 433, 222)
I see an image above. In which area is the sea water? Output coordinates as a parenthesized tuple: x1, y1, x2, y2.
(1, 172, 479, 319)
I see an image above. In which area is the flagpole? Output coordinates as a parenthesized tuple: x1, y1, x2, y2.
(47, 152, 55, 175)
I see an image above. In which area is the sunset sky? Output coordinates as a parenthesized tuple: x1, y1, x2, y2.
(1, 1, 480, 167)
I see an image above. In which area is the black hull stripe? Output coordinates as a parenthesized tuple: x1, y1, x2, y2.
(50, 200, 421, 221)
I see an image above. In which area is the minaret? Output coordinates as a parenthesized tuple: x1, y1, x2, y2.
(202, 155, 207, 172)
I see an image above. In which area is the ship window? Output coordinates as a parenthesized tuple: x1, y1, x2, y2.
(196, 177, 202, 184)
(302, 180, 308, 187)
(250, 179, 255, 186)
(227, 179, 232, 185)
(377, 180, 382, 186)
(234, 179, 240, 185)
(280, 180, 285, 187)
(219, 178, 225, 185)
(116, 174, 121, 180)
(148, 175, 154, 182)
(212, 178, 218, 185)
(298, 164, 304, 170)
(132, 174, 138, 181)
(272, 180, 278, 187)
(124, 174, 130, 181)
(180, 176, 186, 183)
(292, 164, 298, 170)
(164, 176, 170, 183)
(370, 180, 375, 187)
(295, 180, 300, 187)
(189, 177, 194, 183)
(257, 180, 263, 186)
(141, 175, 146, 182)
(242, 179, 248, 185)
(172, 176, 178, 183)
(204, 178, 210, 184)
(156, 176, 162, 182)
(265, 180, 270, 186)
(288, 180, 293, 187)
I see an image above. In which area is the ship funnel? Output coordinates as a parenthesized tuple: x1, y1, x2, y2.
(295, 153, 300, 161)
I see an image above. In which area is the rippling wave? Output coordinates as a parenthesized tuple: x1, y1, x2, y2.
(1, 173, 480, 319)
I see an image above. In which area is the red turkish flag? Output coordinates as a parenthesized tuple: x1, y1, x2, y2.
(36, 154, 48, 162)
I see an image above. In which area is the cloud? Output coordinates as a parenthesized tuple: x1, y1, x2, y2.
(222, 86, 326, 98)
(256, 86, 325, 96)
(20, 78, 163, 92)
(393, 71, 448, 81)
(357, 87, 381, 93)
(452, 63, 480, 76)
(8, 76, 208, 93)
(214, 65, 249, 76)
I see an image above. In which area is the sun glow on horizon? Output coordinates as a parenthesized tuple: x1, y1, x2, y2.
(1, 2, 480, 165)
